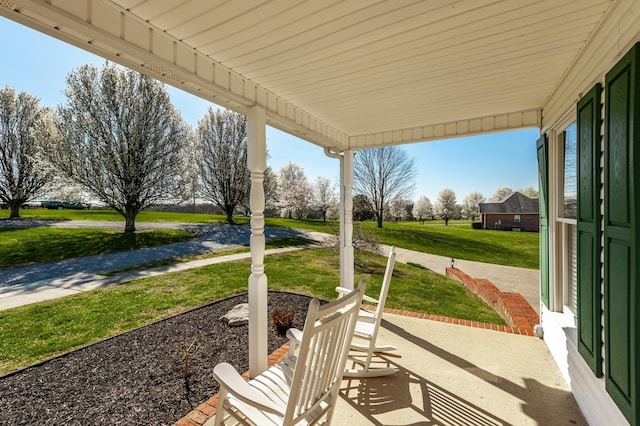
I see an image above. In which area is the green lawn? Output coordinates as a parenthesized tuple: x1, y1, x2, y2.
(2, 210, 539, 269)
(262, 218, 539, 269)
(12, 208, 228, 223)
(0, 248, 505, 375)
(0, 228, 195, 269)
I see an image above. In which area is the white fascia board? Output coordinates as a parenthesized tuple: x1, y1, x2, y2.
(0, 0, 348, 150)
(348, 108, 541, 149)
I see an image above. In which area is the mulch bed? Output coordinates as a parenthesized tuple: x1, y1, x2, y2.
(0, 292, 314, 426)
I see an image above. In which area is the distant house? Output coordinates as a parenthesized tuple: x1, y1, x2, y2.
(479, 192, 539, 232)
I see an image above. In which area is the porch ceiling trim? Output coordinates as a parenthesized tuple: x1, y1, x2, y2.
(348, 108, 541, 149)
(0, 0, 348, 149)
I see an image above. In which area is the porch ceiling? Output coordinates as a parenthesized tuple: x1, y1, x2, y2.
(0, 0, 614, 149)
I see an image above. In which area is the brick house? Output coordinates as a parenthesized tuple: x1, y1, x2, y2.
(479, 192, 539, 232)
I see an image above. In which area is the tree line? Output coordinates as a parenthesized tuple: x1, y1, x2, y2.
(0, 62, 537, 232)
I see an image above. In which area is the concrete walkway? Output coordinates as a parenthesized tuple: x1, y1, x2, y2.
(389, 245, 540, 314)
(0, 225, 539, 312)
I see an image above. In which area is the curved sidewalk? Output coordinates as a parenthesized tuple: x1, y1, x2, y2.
(388, 245, 540, 314)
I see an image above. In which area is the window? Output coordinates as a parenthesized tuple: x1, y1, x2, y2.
(561, 123, 577, 219)
(514, 215, 521, 223)
(557, 122, 578, 317)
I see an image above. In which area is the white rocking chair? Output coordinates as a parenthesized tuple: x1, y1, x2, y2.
(336, 246, 398, 378)
(212, 281, 366, 426)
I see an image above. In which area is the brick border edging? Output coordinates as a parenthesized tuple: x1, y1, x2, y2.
(174, 297, 538, 426)
(445, 267, 539, 335)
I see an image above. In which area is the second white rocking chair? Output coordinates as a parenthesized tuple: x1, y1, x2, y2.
(336, 246, 398, 378)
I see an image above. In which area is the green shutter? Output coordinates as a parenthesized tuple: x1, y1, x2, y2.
(537, 133, 549, 308)
(604, 42, 640, 424)
(576, 83, 602, 377)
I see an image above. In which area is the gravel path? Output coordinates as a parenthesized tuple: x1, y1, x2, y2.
(0, 221, 306, 288)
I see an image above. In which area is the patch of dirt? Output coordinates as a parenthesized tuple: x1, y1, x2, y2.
(0, 292, 314, 426)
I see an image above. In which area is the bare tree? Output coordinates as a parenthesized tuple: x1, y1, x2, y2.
(49, 63, 188, 233)
(0, 87, 51, 219)
(491, 186, 514, 202)
(434, 188, 457, 225)
(412, 195, 432, 224)
(277, 162, 311, 219)
(196, 108, 249, 224)
(353, 146, 417, 228)
(311, 176, 337, 221)
(461, 191, 486, 221)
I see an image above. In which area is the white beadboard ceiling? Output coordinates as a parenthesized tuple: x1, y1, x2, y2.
(0, 0, 616, 149)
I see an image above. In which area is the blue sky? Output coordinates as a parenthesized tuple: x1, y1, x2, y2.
(0, 17, 539, 203)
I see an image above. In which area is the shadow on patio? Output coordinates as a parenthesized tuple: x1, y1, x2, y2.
(334, 314, 586, 426)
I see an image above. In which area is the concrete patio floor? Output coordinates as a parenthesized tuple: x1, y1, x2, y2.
(332, 312, 586, 426)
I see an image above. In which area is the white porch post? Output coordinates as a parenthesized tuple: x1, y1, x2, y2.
(247, 105, 267, 377)
(342, 150, 355, 289)
(326, 148, 355, 290)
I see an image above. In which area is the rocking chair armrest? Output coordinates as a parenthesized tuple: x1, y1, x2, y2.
(286, 328, 303, 356)
(286, 328, 303, 344)
(336, 286, 379, 304)
(213, 363, 284, 416)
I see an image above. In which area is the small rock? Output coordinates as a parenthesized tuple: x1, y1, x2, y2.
(220, 303, 249, 327)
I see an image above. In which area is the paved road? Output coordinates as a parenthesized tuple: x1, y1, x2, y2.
(0, 221, 306, 288)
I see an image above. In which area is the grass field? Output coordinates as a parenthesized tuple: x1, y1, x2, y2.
(262, 217, 539, 269)
(0, 227, 195, 269)
(13, 208, 227, 223)
(0, 248, 505, 375)
(2, 209, 539, 269)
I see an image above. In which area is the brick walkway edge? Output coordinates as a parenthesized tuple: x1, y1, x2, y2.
(445, 266, 540, 335)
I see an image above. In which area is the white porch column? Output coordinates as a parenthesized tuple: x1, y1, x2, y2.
(325, 148, 355, 290)
(342, 150, 355, 289)
(247, 105, 267, 377)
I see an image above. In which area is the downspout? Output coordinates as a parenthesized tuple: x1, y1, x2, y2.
(324, 147, 355, 290)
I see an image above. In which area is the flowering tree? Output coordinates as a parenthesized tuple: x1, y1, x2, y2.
(461, 191, 486, 221)
(0, 87, 51, 219)
(277, 162, 311, 219)
(49, 63, 189, 232)
(196, 108, 249, 224)
(389, 196, 408, 222)
(412, 195, 433, 224)
(519, 186, 538, 198)
(311, 176, 337, 221)
(434, 188, 457, 225)
(491, 186, 514, 202)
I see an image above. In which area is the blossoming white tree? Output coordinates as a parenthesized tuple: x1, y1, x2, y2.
(412, 195, 433, 224)
(276, 162, 311, 219)
(195, 108, 249, 224)
(461, 191, 486, 221)
(311, 176, 337, 222)
(49, 63, 189, 233)
(0, 87, 51, 219)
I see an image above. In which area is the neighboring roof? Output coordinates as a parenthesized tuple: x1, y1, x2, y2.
(0, 0, 619, 150)
(479, 192, 539, 214)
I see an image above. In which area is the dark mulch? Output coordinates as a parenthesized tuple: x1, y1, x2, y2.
(0, 292, 314, 426)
